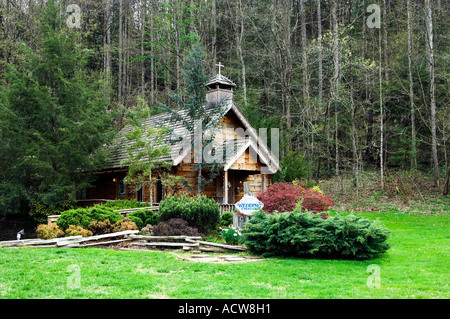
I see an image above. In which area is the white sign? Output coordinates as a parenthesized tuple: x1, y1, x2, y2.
(235, 195, 264, 216)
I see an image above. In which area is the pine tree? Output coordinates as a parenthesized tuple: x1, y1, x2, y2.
(163, 44, 227, 197)
(0, 0, 113, 218)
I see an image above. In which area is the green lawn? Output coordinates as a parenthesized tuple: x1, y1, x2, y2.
(0, 212, 448, 299)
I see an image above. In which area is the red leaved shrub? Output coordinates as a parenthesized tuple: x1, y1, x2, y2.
(256, 182, 302, 213)
(257, 182, 334, 214)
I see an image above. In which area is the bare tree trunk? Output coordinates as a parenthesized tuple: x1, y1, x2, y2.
(300, 0, 308, 106)
(118, 0, 123, 105)
(317, 0, 325, 179)
(348, 0, 358, 195)
(271, 0, 293, 151)
(150, 0, 155, 105)
(383, 0, 389, 82)
(236, 0, 247, 107)
(331, 0, 340, 175)
(317, 0, 323, 105)
(425, 0, 440, 185)
(176, 5, 180, 91)
(141, 0, 146, 96)
(379, 28, 384, 191)
(105, 0, 112, 103)
(407, 0, 417, 169)
(212, 0, 217, 67)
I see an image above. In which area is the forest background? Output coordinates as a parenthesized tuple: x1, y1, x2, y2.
(0, 0, 448, 219)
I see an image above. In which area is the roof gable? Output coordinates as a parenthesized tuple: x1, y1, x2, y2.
(105, 99, 280, 174)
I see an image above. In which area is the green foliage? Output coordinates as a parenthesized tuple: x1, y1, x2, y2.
(127, 215, 144, 229)
(272, 151, 309, 183)
(122, 96, 171, 205)
(0, 0, 114, 216)
(56, 206, 123, 231)
(127, 210, 159, 229)
(242, 210, 390, 260)
(99, 199, 151, 210)
(220, 211, 234, 227)
(220, 228, 243, 245)
(162, 45, 226, 196)
(158, 195, 220, 234)
(144, 210, 160, 226)
(30, 198, 75, 224)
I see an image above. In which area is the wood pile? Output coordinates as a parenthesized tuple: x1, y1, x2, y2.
(0, 231, 247, 253)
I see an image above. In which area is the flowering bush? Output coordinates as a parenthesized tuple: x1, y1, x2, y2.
(36, 224, 64, 239)
(257, 182, 334, 214)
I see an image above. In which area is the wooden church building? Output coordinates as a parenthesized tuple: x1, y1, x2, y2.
(81, 70, 280, 207)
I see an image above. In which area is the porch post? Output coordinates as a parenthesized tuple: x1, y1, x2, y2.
(262, 174, 267, 191)
(224, 170, 228, 204)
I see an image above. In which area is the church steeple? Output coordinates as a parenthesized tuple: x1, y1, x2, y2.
(205, 62, 236, 109)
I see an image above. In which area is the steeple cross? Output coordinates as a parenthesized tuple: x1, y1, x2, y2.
(216, 62, 224, 75)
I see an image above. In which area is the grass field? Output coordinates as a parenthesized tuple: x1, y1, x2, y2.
(0, 212, 448, 299)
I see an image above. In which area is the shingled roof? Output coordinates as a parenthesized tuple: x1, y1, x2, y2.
(105, 99, 280, 173)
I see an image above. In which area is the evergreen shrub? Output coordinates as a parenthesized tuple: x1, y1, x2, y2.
(242, 210, 390, 260)
(56, 206, 123, 231)
(158, 195, 220, 234)
(220, 211, 233, 227)
(127, 209, 159, 229)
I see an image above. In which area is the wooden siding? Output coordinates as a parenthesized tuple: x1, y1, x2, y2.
(82, 105, 274, 205)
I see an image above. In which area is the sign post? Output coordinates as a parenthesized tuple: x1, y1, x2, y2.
(233, 182, 264, 229)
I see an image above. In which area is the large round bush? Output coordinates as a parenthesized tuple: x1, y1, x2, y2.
(158, 195, 220, 234)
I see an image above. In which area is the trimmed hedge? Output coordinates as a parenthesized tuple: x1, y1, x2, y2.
(242, 210, 390, 260)
(158, 195, 220, 234)
(56, 206, 123, 231)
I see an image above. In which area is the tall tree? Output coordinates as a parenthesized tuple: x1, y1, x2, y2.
(407, 0, 417, 169)
(425, 0, 440, 185)
(0, 0, 113, 218)
(164, 45, 225, 197)
(331, 0, 340, 175)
